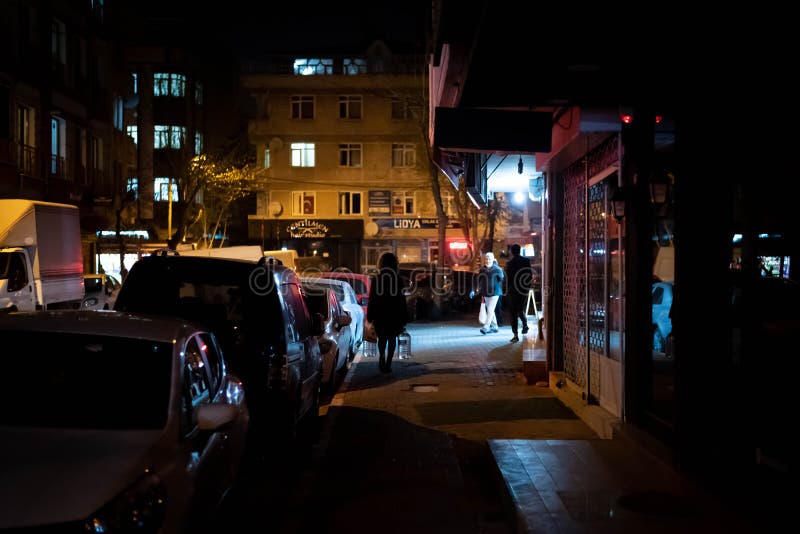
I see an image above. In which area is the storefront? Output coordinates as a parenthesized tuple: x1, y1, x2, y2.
(248, 218, 363, 272)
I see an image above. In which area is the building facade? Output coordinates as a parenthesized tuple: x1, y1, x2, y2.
(242, 44, 462, 274)
(0, 0, 136, 274)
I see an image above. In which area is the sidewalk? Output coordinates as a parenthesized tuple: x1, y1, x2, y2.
(281, 317, 760, 533)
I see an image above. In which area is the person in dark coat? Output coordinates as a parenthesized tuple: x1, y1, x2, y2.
(504, 243, 532, 342)
(367, 252, 409, 373)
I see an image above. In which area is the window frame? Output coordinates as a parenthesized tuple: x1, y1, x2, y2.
(292, 191, 316, 215)
(338, 95, 362, 119)
(391, 143, 416, 168)
(290, 95, 315, 119)
(338, 143, 362, 168)
(290, 142, 315, 167)
(338, 191, 363, 215)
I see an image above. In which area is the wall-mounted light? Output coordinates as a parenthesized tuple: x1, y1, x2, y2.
(517, 156, 523, 174)
(649, 170, 671, 205)
(610, 187, 627, 222)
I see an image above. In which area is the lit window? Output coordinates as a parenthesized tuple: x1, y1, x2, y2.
(339, 192, 362, 215)
(291, 96, 314, 119)
(338, 144, 362, 167)
(154, 125, 185, 149)
(154, 177, 179, 202)
(290, 143, 315, 167)
(292, 192, 316, 215)
(194, 132, 203, 155)
(132, 73, 138, 94)
(293, 58, 333, 75)
(339, 96, 362, 119)
(195, 82, 203, 105)
(113, 96, 124, 130)
(342, 58, 367, 75)
(126, 177, 138, 199)
(154, 73, 186, 97)
(392, 143, 416, 167)
(263, 148, 270, 169)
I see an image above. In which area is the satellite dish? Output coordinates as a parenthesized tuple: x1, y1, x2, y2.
(268, 201, 283, 216)
(269, 137, 284, 151)
(365, 221, 380, 237)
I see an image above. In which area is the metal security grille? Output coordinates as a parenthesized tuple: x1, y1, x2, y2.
(561, 160, 587, 388)
(587, 181, 607, 399)
(561, 135, 619, 394)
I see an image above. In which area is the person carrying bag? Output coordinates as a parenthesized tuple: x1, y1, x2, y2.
(478, 298, 488, 324)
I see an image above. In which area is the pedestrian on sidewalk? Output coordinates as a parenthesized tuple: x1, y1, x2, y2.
(477, 252, 504, 334)
(494, 258, 505, 326)
(366, 252, 409, 373)
(504, 244, 531, 342)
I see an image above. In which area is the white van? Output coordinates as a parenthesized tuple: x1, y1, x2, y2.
(262, 249, 298, 270)
(179, 245, 264, 262)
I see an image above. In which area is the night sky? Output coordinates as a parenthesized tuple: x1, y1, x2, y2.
(118, 0, 429, 58)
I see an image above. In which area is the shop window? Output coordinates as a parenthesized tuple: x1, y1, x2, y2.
(292, 191, 315, 215)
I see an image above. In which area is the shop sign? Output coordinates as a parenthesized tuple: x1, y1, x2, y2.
(286, 219, 329, 238)
(368, 190, 391, 214)
(374, 218, 461, 230)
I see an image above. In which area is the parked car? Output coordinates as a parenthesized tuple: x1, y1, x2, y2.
(399, 263, 451, 320)
(114, 254, 323, 442)
(0, 310, 249, 533)
(301, 282, 353, 393)
(652, 281, 673, 355)
(446, 270, 481, 313)
(319, 271, 371, 314)
(81, 273, 121, 310)
(301, 276, 364, 359)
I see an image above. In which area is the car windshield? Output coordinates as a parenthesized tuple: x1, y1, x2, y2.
(1, 332, 172, 429)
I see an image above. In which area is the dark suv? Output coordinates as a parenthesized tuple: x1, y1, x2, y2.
(114, 254, 322, 442)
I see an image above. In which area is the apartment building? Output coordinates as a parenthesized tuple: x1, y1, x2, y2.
(242, 43, 462, 274)
(0, 0, 136, 273)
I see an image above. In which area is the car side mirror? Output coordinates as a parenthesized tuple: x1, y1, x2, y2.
(197, 403, 239, 431)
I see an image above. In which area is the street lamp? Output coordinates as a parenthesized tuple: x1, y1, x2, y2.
(610, 187, 627, 222)
(649, 170, 671, 205)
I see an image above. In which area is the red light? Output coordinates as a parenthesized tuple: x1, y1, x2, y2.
(655, 115, 663, 124)
(620, 114, 633, 124)
(449, 241, 468, 250)
(200, 344, 207, 352)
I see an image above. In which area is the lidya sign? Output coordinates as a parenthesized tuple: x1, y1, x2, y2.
(286, 219, 329, 238)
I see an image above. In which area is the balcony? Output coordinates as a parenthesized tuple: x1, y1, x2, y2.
(17, 144, 38, 176)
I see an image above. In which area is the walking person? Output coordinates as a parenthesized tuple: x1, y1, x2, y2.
(494, 258, 505, 326)
(366, 252, 409, 373)
(504, 244, 532, 342)
(477, 252, 504, 334)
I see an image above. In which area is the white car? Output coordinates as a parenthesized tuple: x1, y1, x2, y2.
(301, 276, 364, 359)
(302, 283, 353, 393)
(0, 310, 249, 533)
(81, 273, 121, 310)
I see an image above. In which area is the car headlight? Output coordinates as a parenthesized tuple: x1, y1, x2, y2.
(84, 470, 166, 533)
